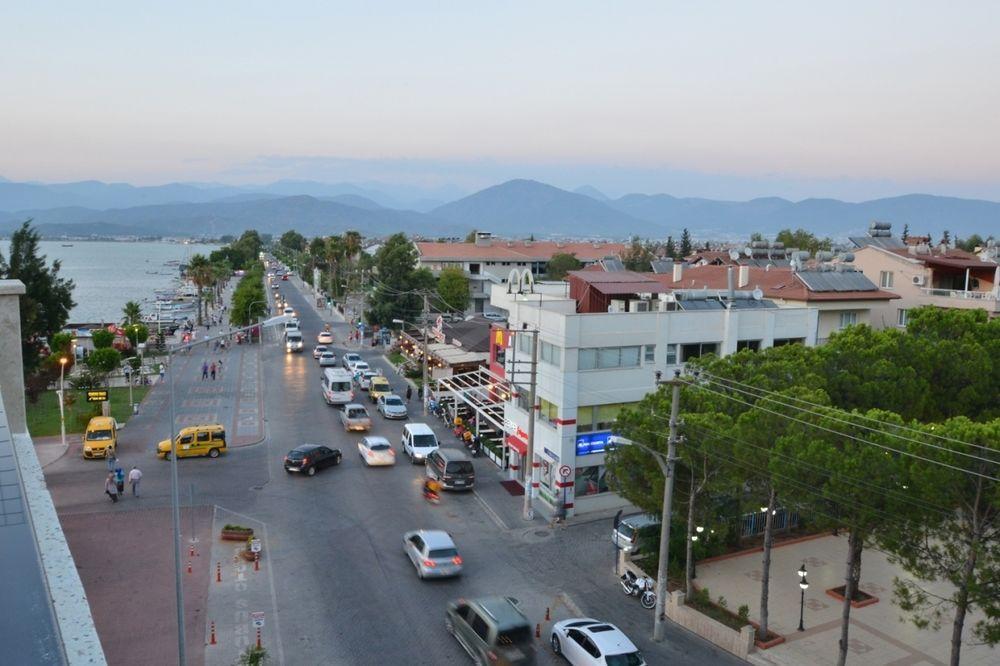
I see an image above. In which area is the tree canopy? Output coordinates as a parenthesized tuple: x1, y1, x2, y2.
(436, 267, 470, 314)
(545, 252, 583, 280)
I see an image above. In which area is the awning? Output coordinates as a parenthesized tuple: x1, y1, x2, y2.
(506, 434, 527, 456)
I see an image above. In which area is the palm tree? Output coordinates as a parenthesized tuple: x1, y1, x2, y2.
(122, 300, 142, 326)
(324, 235, 346, 297)
(186, 254, 214, 326)
(211, 260, 231, 306)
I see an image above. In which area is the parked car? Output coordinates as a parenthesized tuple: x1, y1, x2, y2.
(377, 394, 408, 419)
(339, 403, 372, 432)
(317, 331, 334, 345)
(483, 311, 507, 322)
(313, 344, 329, 359)
(549, 619, 645, 665)
(157, 424, 227, 460)
(283, 444, 342, 476)
(342, 352, 361, 370)
(445, 597, 536, 665)
(403, 530, 462, 579)
(358, 436, 395, 466)
(401, 423, 439, 463)
(318, 351, 338, 367)
(612, 514, 661, 554)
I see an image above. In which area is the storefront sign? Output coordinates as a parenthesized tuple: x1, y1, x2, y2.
(543, 447, 559, 462)
(575, 431, 613, 456)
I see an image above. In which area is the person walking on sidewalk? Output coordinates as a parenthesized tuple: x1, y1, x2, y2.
(129, 466, 143, 497)
(105, 473, 119, 503)
(159, 363, 165, 382)
(106, 449, 118, 473)
(210, 361, 217, 381)
(201, 360, 209, 380)
(217, 358, 224, 375)
(406, 385, 412, 402)
(114, 466, 125, 495)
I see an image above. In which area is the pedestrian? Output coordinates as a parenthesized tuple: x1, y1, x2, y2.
(406, 385, 412, 402)
(115, 466, 125, 495)
(210, 361, 217, 381)
(202, 361, 209, 380)
(217, 358, 224, 375)
(128, 466, 143, 497)
(159, 363, 165, 382)
(106, 449, 117, 473)
(105, 473, 119, 503)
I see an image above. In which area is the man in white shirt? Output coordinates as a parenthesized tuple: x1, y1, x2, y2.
(128, 466, 143, 497)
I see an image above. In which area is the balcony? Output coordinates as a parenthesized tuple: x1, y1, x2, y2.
(919, 287, 999, 312)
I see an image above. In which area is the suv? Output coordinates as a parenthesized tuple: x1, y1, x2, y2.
(446, 597, 536, 665)
(612, 513, 661, 554)
(157, 424, 227, 459)
(426, 448, 475, 490)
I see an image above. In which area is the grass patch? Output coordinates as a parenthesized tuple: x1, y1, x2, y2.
(26, 387, 150, 437)
(387, 351, 406, 367)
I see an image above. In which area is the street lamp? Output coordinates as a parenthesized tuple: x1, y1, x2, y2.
(393, 317, 430, 416)
(58, 357, 68, 451)
(798, 563, 809, 631)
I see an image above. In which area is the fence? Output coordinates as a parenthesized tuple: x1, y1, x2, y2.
(736, 508, 798, 538)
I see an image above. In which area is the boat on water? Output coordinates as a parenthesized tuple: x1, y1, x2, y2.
(61, 243, 75, 247)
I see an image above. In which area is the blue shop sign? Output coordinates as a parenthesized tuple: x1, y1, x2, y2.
(576, 431, 613, 456)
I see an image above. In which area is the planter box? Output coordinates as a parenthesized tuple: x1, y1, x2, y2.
(749, 621, 787, 649)
(825, 585, 879, 608)
(221, 528, 254, 541)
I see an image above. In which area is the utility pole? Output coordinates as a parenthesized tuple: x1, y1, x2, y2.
(653, 369, 682, 642)
(522, 328, 539, 521)
(422, 293, 430, 416)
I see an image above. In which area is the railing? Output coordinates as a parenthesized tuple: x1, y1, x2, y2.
(735, 507, 798, 538)
(921, 287, 998, 301)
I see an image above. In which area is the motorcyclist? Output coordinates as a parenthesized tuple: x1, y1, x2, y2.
(423, 478, 442, 501)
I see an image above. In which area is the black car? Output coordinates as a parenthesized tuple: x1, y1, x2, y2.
(284, 444, 342, 476)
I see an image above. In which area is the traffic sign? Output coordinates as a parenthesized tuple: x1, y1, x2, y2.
(250, 611, 265, 628)
(86, 389, 108, 403)
(250, 538, 262, 553)
(559, 465, 572, 479)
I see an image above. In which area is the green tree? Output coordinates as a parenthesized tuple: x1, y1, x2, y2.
(368, 233, 420, 326)
(125, 323, 149, 348)
(775, 228, 833, 255)
(621, 238, 655, 271)
(229, 266, 267, 327)
(956, 233, 984, 252)
(942, 230, 951, 246)
(464, 230, 478, 243)
(85, 347, 121, 377)
(902, 224, 910, 243)
(186, 254, 214, 325)
(437, 267, 470, 313)
(91, 329, 115, 349)
(0, 221, 75, 376)
(122, 300, 142, 326)
(545, 253, 583, 280)
(664, 236, 677, 260)
(279, 230, 307, 252)
(680, 228, 693, 257)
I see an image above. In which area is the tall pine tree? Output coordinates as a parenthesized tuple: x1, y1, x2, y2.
(680, 228, 693, 257)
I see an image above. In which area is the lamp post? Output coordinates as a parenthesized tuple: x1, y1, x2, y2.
(58, 357, 68, 451)
(798, 563, 809, 631)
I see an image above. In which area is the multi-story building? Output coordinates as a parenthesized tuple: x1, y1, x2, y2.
(414, 232, 626, 314)
(486, 268, 819, 517)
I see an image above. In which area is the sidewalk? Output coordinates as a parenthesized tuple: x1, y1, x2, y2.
(696, 533, 996, 666)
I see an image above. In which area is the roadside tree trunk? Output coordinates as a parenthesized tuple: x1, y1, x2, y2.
(837, 528, 864, 666)
(685, 465, 697, 595)
(758, 488, 776, 641)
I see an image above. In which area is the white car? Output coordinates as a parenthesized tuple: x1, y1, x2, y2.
(313, 345, 329, 359)
(550, 619, 645, 666)
(358, 436, 395, 466)
(356, 369, 380, 391)
(377, 394, 408, 419)
(403, 530, 462, 579)
(318, 351, 338, 367)
(483, 311, 507, 322)
(342, 352, 362, 371)
(350, 360, 370, 377)
(283, 306, 296, 317)
(317, 331, 334, 345)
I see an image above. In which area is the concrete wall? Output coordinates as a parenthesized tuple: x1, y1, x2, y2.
(667, 591, 756, 660)
(0, 280, 27, 434)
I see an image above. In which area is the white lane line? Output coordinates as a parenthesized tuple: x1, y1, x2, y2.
(473, 490, 510, 531)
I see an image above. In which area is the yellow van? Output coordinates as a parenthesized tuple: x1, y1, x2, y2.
(157, 424, 227, 460)
(83, 416, 118, 459)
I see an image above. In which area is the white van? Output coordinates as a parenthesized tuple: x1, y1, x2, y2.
(400, 423, 439, 463)
(321, 368, 354, 406)
(285, 330, 304, 352)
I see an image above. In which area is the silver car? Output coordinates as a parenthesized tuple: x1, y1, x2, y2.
(377, 394, 408, 419)
(339, 403, 372, 432)
(403, 530, 462, 579)
(318, 351, 338, 367)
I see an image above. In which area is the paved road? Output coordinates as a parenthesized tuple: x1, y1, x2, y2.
(43, 275, 745, 665)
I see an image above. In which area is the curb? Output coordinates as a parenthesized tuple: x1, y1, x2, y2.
(698, 530, 835, 566)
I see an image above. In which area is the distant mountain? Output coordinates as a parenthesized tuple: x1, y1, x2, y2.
(574, 185, 610, 201)
(431, 179, 644, 237)
(0, 196, 463, 238)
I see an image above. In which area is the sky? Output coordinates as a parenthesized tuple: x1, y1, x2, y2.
(1, 1, 999, 201)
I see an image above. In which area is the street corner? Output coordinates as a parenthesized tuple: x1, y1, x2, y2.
(205, 508, 282, 666)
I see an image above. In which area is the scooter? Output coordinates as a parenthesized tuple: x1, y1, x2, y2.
(423, 489, 441, 504)
(621, 570, 657, 609)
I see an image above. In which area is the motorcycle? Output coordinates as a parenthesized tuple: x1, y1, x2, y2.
(423, 489, 440, 504)
(621, 570, 657, 609)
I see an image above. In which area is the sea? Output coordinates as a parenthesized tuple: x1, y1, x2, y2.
(0, 240, 221, 324)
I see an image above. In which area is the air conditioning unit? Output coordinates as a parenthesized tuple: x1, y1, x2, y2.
(638, 292, 652, 300)
(608, 300, 626, 313)
(912, 275, 926, 286)
(634, 301, 652, 312)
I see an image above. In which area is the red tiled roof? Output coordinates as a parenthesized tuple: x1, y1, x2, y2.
(887, 247, 993, 270)
(415, 240, 626, 262)
(648, 265, 900, 302)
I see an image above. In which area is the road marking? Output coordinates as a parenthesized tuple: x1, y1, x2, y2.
(473, 490, 510, 531)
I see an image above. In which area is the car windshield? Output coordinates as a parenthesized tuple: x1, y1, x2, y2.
(86, 429, 113, 440)
(345, 354, 359, 361)
(617, 524, 635, 539)
(315, 346, 327, 352)
(412, 434, 437, 448)
(606, 651, 644, 666)
(428, 548, 458, 559)
(321, 353, 335, 358)
(368, 441, 389, 451)
(385, 397, 403, 406)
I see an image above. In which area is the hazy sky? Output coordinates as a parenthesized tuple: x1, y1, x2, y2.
(2, 1, 999, 201)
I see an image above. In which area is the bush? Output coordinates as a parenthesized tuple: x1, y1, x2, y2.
(86, 347, 122, 374)
(92, 329, 115, 349)
(236, 645, 268, 666)
(70, 368, 107, 389)
(738, 604, 750, 623)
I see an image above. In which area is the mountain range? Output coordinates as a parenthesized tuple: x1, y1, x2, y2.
(1, 177, 996, 241)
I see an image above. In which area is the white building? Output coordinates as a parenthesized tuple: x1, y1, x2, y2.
(488, 269, 819, 517)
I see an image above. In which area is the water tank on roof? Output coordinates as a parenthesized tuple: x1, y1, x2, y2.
(815, 251, 834, 262)
(869, 221, 892, 231)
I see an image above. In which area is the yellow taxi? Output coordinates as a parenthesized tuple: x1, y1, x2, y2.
(157, 424, 227, 460)
(83, 416, 118, 459)
(368, 376, 392, 403)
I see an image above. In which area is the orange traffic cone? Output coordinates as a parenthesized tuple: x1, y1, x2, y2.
(209, 621, 216, 645)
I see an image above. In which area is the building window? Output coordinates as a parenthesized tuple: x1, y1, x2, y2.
(493, 344, 506, 366)
(644, 345, 656, 363)
(575, 465, 610, 496)
(680, 342, 719, 362)
(578, 346, 642, 370)
(897, 309, 909, 327)
(539, 398, 558, 424)
(665, 343, 678, 365)
(515, 391, 532, 413)
(839, 311, 858, 329)
(879, 271, 894, 288)
(576, 402, 635, 433)
(539, 340, 562, 367)
(737, 339, 761, 352)
(773, 338, 805, 347)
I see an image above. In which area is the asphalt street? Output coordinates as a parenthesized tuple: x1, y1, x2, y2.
(44, 276, 745, 666)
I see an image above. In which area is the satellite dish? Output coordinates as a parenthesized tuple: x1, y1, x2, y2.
(752, 287, 764, 301)
(729, 249, 741, 261)
(743, 246, 753, 257)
